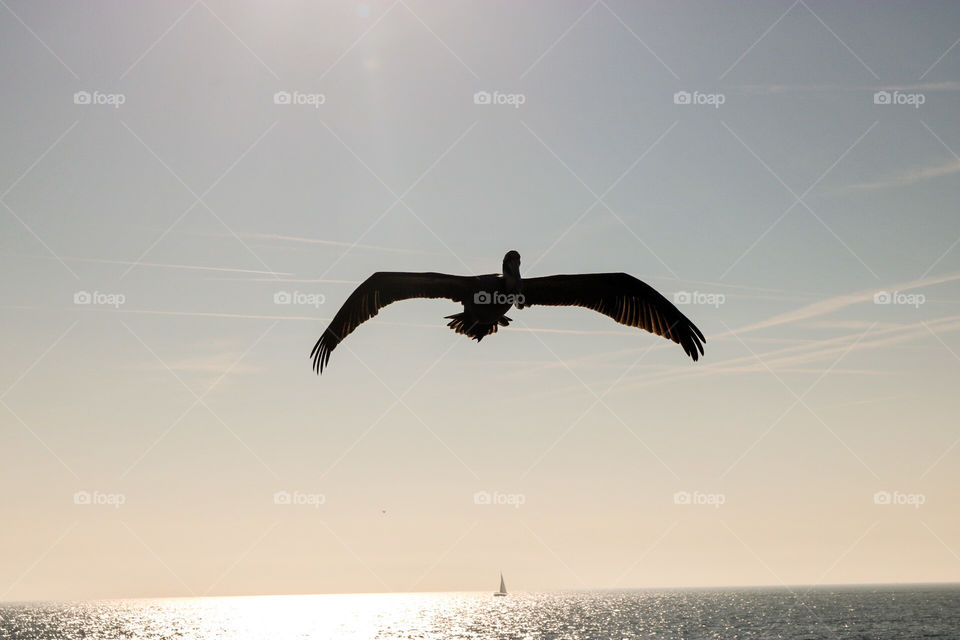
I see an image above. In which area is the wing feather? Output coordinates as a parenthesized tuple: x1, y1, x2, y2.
(520, 273, 706, 360)
(311, 272, 474, 373)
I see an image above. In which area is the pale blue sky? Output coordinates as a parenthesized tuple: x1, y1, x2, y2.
(2, 1, 959, 599)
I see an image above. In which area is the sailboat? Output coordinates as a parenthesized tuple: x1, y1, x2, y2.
(493, 572, 507, 597)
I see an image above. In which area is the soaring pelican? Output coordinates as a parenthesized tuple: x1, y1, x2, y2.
(311, 250, 705, 373)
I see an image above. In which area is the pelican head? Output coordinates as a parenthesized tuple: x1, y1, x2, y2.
(503, 250, 521, 279)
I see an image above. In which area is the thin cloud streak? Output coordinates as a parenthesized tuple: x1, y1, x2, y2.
(246, 232, 446, 255)
(1, 252, 292, 276)
(725, 271, 960, 337)
(737, 80, 960, 94)
(521, 310, 960, 397)
(189, 230, 450, 256)
(203, 277, 359, 284)
(604, 315, 960, 395)
(836, 157, 960, 193)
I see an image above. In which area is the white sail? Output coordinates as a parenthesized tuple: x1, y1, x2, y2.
(495, 572, 507, 595)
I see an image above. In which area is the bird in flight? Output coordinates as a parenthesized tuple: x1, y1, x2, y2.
(311, 250, 705, 373)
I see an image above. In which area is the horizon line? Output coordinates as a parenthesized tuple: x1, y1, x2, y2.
(7, 580, 959, 603)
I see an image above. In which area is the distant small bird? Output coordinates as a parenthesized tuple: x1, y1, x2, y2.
(311, 250, 705, 373)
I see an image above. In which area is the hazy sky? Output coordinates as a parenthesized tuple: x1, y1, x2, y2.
(2, 1, 959, 600)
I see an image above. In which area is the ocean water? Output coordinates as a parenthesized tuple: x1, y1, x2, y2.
(1, 585, 957, 639)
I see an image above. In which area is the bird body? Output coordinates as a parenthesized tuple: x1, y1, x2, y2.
(445, 273, 516, 341)
(311, 251, 705, 374)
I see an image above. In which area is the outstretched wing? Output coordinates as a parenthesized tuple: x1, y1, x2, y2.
(311, 272, 475, 373)
(519, 273, 706, 360)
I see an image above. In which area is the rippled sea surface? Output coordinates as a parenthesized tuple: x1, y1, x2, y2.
(2, 585, 958, 639)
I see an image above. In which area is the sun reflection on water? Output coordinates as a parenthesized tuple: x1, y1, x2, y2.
(2, 587, 959, 639)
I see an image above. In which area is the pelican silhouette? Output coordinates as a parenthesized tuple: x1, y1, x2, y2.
(311, 250, 705, 373)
